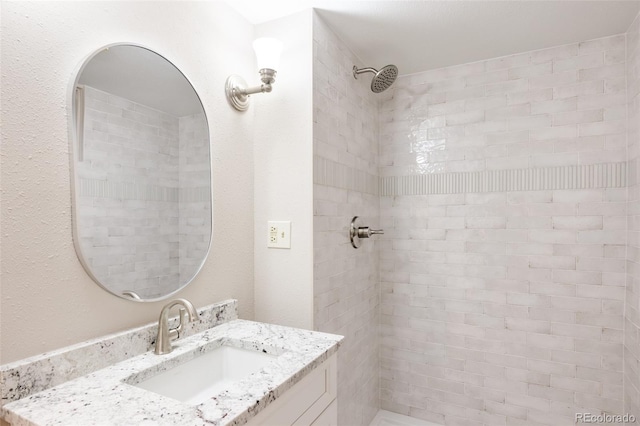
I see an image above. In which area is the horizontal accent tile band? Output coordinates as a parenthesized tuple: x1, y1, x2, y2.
(380, 162, 627, 196)
(180, 186, 212, 203)
(78, 179, 210, 203)
(314, 156, 378, 195)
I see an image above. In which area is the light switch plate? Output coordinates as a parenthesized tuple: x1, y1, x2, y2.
(267, 221, 291, 249)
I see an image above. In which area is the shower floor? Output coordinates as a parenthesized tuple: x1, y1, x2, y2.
(369, 410, 442, 426)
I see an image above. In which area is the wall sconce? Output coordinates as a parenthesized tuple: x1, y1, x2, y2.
(225, 37, 283, 111)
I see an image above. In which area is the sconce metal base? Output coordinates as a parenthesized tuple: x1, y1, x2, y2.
(225, 69, 277, 112)
(225, 75, 250, 112)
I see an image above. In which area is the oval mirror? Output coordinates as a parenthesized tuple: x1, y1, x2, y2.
(69, 44, 212, 301)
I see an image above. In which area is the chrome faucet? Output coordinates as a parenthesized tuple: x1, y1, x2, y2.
(154, 298, 198, 355)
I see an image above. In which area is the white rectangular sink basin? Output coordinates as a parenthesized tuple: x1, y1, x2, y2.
(134, 345, 277, 405)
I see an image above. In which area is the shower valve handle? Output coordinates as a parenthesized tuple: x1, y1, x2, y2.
(350, 216, 384, 248)
(357, 227, 384, 238)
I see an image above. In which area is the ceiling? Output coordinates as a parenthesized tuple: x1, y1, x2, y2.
(227, 0, 640, 76)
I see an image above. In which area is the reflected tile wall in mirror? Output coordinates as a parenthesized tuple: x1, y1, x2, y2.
(77, 86, 210, 299)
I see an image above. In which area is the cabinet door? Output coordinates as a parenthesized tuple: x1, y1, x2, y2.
(309, 400, 337, 426)
(247, 354, 337, 426)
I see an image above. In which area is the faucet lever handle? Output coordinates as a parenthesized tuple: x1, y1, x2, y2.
(169, 308, 188, 341)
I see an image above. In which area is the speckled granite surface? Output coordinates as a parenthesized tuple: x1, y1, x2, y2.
(1, 299, 238, 407)
(1, 303, 343, 426)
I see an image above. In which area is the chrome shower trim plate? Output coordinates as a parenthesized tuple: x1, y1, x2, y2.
(350, 216, 362, 249)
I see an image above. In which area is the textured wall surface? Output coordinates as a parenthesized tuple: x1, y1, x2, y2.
(0, 1, 255, 363)
(379, 35, 629, 425)
(312, 13, 380, 426)
(626, 12, 640, 425)
(253, 10, 315, 330)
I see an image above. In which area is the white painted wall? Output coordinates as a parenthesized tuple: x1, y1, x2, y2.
(1, 1, 256, 363)
(253, 11, 315, 329)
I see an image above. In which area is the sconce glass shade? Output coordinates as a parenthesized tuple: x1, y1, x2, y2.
(225, 37, 283, 112)
(253, 37, 283, 71)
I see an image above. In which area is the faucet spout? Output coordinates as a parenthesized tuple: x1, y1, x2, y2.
(154, 298, 198, 355)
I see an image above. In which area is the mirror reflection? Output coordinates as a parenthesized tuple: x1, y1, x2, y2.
(71, 45, 211, 301)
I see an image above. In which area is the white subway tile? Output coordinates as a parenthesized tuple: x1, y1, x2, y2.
(604, 77, 627, 95)
(466, 69, 510, 86)
(506, 393, 551, 411)
(551, 349, 601, 369)
(509, 63, 552, 79)
(486, 400, 528, 420)
(578, 120, 625, 137)
(531, 98, 577, 115)
(574, 392, 623, 414)
(446, 110, 485, 126)
(508, 88, 553, 105)
(509, 114, 552, 131)
(577, 93, 626, 110)
(578, 64, 625, 82)
(549, 295, 602, 312)
(553, 52, 604, 72)
(485, 130, 530, 145)
(553, 80, 604, 99)
(446, 86, 486, 103)
(487, 79, 531, 96)
(553, 269, 602, 285)
(576, 285, 625, 301)
(528, 359, 576, 377)
(528, 383, 574, 403)
(529, 71, 577, 89)
(527, 409, 575, 425)
(576, 230, 626, 244)
(486, 104, 531, 120)
(553, 216, 602, 230)
(603, 104, 627, 121)
(578, 35, 625, 54)
(530, 125, 577, 141)
(604, 47, 626, 65)
(553, 109, 603, 126)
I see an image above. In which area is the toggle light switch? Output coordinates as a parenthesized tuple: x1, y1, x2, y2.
(267, 221, 291, 249)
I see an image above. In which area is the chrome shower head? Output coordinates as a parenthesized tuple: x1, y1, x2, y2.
(353, 64, 398, 93)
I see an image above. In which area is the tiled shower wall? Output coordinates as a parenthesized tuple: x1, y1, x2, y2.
(312, 14, 380, 426)
(626, 13, 640, 424)
(78, 87, 209, 298)
(178, 112, 212, 283)
(379, 35, 630, 425)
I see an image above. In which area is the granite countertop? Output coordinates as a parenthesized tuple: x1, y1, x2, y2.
(2, 319, 342, 426)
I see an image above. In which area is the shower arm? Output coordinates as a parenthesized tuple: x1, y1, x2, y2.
(353, 66, 378, 79)
(352, 63, 398, 93)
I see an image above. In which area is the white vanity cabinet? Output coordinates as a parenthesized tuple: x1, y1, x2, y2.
(246, 354, 337, 426)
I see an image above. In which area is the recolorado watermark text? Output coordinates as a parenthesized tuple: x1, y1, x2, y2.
(576, 413, 636, 423)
